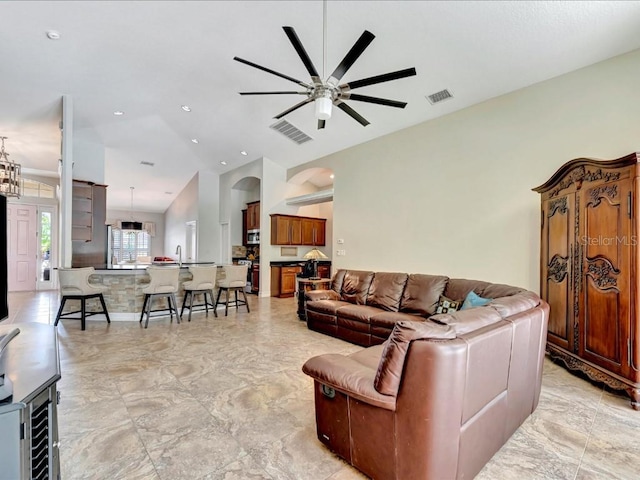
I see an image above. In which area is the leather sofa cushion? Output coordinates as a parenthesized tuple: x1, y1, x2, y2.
(331, 269, 347, 293)
(400, 274, 449, 316)
(306, 290, 341, 302)
(430, 306, 503, 335)
(341, 270, 375, 305)
(367, 272, 408, 312)
(488, 292, 539, 318)
(337, 305, 385, 323)
(374, 320, 456, 396)
(370, 311, 425, 328)
(302, 346, 396, 411)
(443, 279, 491, 303)
(307, 299, 352, 316)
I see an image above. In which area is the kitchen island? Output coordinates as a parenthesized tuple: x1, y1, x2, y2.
(80, 263, 220, 321)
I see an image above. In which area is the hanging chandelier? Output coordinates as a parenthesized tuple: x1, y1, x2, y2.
(0, 136, 22, 198)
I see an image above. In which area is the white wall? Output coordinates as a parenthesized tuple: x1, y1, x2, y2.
(164, 173, 198, 260)
(289, 48, 640, 292)
(106, 209, 165, 258)
(197, 171, 220, 262)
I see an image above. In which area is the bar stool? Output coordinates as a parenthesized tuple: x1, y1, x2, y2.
(214, 265, 250, 316)
(55, 267, 111, 331)
(180, 265, 218, 321)
(140, 266, 181, 328)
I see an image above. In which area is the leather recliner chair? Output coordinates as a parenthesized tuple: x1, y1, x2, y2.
(303, 291, 549, 480)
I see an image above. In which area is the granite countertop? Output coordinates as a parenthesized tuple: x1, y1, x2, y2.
(94, 262, 216, 271)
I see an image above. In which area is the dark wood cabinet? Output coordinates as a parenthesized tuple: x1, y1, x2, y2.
(247, 201, 260, 230)
(251, 263, 259, 294)
(271, 214, 326, 246)
(534, 153, 640, 409)
(72, 180, 108, 268)
(317, 264, 331, 279)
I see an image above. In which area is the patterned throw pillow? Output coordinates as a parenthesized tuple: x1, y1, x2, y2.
(461, 291, 492, 310)
(435, 295, 461, 314)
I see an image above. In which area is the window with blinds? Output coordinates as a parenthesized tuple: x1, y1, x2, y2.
(112, 229, 151, 263)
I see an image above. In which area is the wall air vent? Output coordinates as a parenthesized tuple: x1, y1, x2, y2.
(140, 161, 155, 167)
(426, 89, 453, 105)
(270, 119, 313, 145)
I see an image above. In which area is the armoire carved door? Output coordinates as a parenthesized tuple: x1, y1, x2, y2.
(534, 153, 640, 409)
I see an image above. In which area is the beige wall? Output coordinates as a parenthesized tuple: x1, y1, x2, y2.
(290, 48, 640, 292)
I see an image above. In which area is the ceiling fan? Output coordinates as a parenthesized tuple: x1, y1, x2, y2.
(233, 20, 416, 130)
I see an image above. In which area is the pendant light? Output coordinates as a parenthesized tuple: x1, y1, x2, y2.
(121, 186, 142, 230)
(0, 137, 22, 198)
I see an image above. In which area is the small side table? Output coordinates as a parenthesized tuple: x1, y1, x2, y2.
(297, 278, 331, 320)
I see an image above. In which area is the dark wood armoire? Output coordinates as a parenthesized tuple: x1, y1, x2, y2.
(534, 153, 640, 409)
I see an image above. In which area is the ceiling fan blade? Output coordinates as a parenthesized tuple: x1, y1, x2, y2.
(274, 98, 313, 119)
(239, 91, 307, 95)
(342, 67, 417, 90)
(234, 57, 310, 88)
(283, 26, 320, 79)
(318, 119, 326, 130)
(329, 30, 375, 83)
(345, 93, 407, 108)
(335, 101, 370, 126)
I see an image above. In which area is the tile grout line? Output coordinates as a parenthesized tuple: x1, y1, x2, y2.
(572, 385, 605, 480)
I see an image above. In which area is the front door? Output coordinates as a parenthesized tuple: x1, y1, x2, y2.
(7, 203, 37, 291)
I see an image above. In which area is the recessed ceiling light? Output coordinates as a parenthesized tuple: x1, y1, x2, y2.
(191, 138, 199, 144)
(113, 111, 124, 116)
(329, 174, 335, 179)
(181, 105, 192, 112)
(220, 161, 227, 166)
(46, 31, 60, 40)
(240, 151, 248, 156)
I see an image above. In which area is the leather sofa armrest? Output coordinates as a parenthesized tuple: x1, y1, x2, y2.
(306, 290, 341, 302)
(302, 354, 397, 411)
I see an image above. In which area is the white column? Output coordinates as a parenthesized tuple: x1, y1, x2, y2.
(59, 95, 73, 268)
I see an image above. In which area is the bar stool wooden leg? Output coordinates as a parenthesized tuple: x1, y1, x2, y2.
(99, 294, 111, 323)
(80, 297, 86, 331)
(241, 289, 250, 313)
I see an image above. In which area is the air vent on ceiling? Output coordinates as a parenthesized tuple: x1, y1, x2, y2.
(426, 89, 453, 105)
(270, 119, 313, 145)
(140, 161, 155, 167)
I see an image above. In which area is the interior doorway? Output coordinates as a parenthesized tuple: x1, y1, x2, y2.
(7, 203, 38, 291)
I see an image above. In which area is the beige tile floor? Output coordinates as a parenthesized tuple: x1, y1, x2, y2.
(6, 290, 640, 479)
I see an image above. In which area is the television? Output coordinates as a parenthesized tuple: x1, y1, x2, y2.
(1, 194, 7, 321)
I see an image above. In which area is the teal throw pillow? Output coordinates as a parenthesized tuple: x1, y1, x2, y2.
(461, 291, 491, 310)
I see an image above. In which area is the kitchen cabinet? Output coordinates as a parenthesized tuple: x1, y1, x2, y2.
(533, 153, 640, 409)
(72, 180, 108, 268)
(317, 264, 331, 279)
(247, 201, 260, 230)
(270, 265, 302, 297)
(251, 263, 259, 294)
(72, 180, 93, 241)
(302, 218, 326, 246)
(271, 214, 326, 246)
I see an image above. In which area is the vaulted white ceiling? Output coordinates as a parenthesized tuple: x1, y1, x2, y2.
(2, 1, 640, 211)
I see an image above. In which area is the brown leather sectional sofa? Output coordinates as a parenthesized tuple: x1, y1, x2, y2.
(305, 269, 532, 346)
(302, 271, 549, 479)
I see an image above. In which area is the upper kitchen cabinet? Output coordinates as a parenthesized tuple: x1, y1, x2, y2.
(271, 214, 326, 246)
(247, 201, 260, 230)
(301, 218, 326, 246)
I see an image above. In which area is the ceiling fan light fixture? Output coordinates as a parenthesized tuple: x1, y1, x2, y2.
(315, 95, 332, 120)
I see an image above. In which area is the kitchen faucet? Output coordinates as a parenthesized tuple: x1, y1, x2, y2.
(175, 245, 182, 266)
